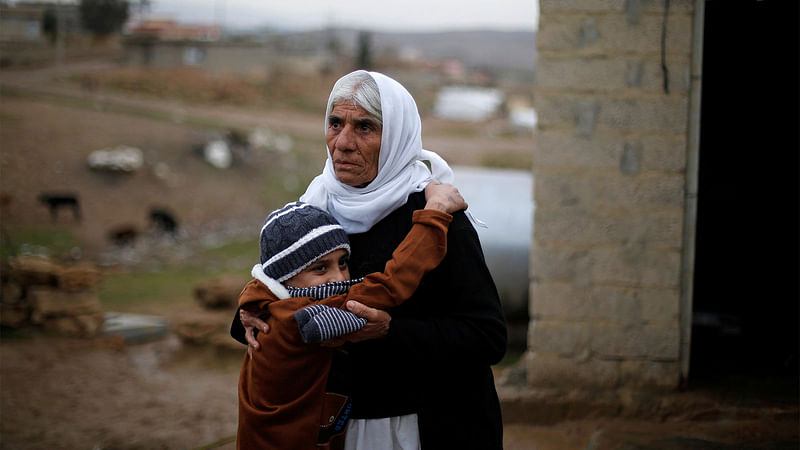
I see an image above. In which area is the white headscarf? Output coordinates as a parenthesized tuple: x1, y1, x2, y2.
(300, 71, 455, 234)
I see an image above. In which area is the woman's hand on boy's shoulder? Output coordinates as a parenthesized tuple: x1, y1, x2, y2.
(320, 301, 391, 347)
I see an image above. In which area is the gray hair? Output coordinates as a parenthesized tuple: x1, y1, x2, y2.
(326, 70, 382, 126)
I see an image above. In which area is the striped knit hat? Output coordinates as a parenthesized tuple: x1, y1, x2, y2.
(258, 201, 350, 283)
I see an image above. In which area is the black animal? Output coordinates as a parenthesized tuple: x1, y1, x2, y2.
(37, 192, 81, 222)
(107, 225, 138, 247)
(149, 208, 178, 235)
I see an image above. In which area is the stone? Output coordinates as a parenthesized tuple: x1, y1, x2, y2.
(575, 100, 600, 136)
(45, 316, 82, 336)
(173, 315, 223, 344)
(194, 275, 248, 309)
(0, 303, 30, 328)
(73, 312, 105, 336)
(58, 264, 103, 292)
(578, 18, 600, 48)
(590, 323, 679, 360)
(639, 288, 680, 322)
(1, 280, 23, 303)
(28, 288, 102, 320)
(626, 59, 644, 87)
(43, 312, 104, 337)
(9, 256, 62, 287)
(620, 360, 680, 389)
(620, 141, 643, 174)
(625, 0, 644, 24)
(525, 352, 620, 388)
(529, 319, 591, 356)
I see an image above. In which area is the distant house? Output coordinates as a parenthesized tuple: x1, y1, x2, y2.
(0, 2, 88, 67)
(124, 19, 227, 68)
(122, 19, 325, 77)
(126, 19, 221, 42)
(0, 4, 44, 41)
(0, 2, 81, 43)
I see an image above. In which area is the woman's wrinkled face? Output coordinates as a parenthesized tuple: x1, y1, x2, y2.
(326, 102, 382, 188)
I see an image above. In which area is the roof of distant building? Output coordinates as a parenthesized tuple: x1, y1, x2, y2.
(127, 19, 221, 41)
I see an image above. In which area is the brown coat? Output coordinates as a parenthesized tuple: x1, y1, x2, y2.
(237, 209, 452, 449)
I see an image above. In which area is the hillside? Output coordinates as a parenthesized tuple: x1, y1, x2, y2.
(0, 63, 534, 261)
(249, 28, 537, 73)
(372, 30, 537, 71)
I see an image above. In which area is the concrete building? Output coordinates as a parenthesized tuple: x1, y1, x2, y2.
(0, 4, 45, 42)
(122, 29, 326, 78)
(0, 2, 117, 67)
(512, 0, 798, 414)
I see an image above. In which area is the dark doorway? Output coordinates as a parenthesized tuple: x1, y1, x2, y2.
(691, 0, 799, 385)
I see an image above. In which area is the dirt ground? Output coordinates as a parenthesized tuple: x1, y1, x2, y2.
(1, 63, 797, 450)
(2, 332, 798, 450)
(1, 333, 241, 449)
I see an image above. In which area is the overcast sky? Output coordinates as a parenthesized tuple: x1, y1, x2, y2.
(144, 0, 539, 32)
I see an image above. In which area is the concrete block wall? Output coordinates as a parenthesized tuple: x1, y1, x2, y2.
(527, 0, 695, 390)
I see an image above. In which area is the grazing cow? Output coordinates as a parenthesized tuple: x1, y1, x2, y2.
(37, 192, 81, 222)
(149, 208, 178, 235)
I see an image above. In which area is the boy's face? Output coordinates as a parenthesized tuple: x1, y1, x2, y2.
(285, 249, 351, 288)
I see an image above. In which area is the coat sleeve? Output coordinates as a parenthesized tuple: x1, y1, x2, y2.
(231, 209, 452, 344)
(230, 309, 248, 345)
(379, 212, 508, 367)
(313, 209, 451, 311)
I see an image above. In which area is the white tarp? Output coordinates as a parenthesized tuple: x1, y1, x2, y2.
(433, 86, 505, 121)
(510, 107, 538, 130)
(87, 146, 144, 172)
(204, 139, 232, 169)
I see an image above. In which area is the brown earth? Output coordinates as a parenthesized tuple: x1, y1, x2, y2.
(1, 62, 797, 450)
(1, 333, 241, 449)
(2, 332, 797, 450)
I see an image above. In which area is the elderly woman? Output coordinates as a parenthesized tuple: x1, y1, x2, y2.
(233, 70, 506, 449)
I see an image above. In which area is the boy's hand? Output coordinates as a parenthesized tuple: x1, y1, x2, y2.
(424, 182, 468, 213)
(240, 309, 269, 357)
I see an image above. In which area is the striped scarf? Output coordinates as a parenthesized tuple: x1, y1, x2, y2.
(286, 277, 364, 300)
(290, 278, 368, 343)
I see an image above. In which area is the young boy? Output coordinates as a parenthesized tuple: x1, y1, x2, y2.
(236, 183, 465, 449)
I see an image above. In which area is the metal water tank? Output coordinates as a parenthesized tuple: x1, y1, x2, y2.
(452, 166, 534, 321)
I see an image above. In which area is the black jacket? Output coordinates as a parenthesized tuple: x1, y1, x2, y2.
(341, 191, 506, 449)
